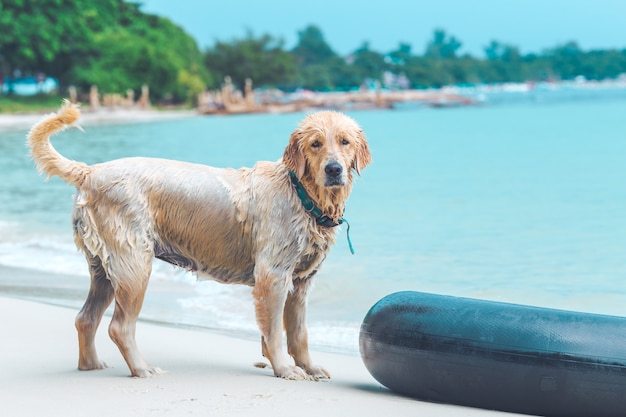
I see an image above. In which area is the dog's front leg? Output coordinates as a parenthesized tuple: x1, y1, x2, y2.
(253, 267, 308, 380)
(284, 277, 330, 380)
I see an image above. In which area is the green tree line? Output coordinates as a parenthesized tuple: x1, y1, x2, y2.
(1, 1, 625, 104)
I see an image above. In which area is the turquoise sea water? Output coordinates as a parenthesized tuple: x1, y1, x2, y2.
(1, 86, 625, 353)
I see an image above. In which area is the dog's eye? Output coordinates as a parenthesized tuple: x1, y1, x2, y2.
(311, 141, 322, 149)
(340, 138, 350, 146)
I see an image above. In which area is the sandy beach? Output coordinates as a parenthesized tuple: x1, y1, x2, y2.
(0, 107, 199, 131)
(0, 295, 523, 417)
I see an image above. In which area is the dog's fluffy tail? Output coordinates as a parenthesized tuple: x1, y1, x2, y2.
(27, 100, 90, 187)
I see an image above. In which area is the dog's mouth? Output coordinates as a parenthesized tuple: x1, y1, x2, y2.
(325, 176, 345, 187)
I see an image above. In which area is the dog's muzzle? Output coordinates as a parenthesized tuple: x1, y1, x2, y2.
(324, 161, 344, 186)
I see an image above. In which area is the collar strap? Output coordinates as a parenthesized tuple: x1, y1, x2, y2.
(289, 170, 355, 254)
(289, 170, 341, 227)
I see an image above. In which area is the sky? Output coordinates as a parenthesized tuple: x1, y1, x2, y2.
(139, 0, 626, 57)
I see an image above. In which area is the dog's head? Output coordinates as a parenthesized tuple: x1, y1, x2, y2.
(283, 111, 371, 191)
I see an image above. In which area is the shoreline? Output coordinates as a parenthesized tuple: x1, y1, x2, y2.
(2, 81, 625, 131)
(0, 106, 200, 131)
(0, 263, 361, 355)
(0, 295, 520, 416)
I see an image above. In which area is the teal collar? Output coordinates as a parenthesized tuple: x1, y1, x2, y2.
(289, 170, 355, 254)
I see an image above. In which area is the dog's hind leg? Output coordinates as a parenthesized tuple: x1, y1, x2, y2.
(75, 254, 114, 371)
(106, 258, 161, 378)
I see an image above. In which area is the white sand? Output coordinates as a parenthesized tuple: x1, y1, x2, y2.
(0, 296, 521, 416)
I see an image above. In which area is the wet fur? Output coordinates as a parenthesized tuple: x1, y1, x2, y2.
(27, 101, 371, 380)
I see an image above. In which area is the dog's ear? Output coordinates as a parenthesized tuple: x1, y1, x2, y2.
(352, 130, 372, 175)
(283, 131, 306, 177)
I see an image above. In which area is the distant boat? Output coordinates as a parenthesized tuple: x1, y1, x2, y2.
(2, 76, 59, 96)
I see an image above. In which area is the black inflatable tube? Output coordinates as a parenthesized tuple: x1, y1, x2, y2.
(359, 291, 626, 417)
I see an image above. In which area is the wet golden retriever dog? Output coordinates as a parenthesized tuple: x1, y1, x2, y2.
(27, 101, 371, 380)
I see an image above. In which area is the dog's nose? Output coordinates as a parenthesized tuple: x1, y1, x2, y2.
(325, 162, 343, 178)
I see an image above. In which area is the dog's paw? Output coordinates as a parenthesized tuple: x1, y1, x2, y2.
(253, 361, 270, 369)
(306, 365, 331, 381)
(132, 366, 166, 378)
(274, 365, 309, 380)
(78, 359, 108, 371)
